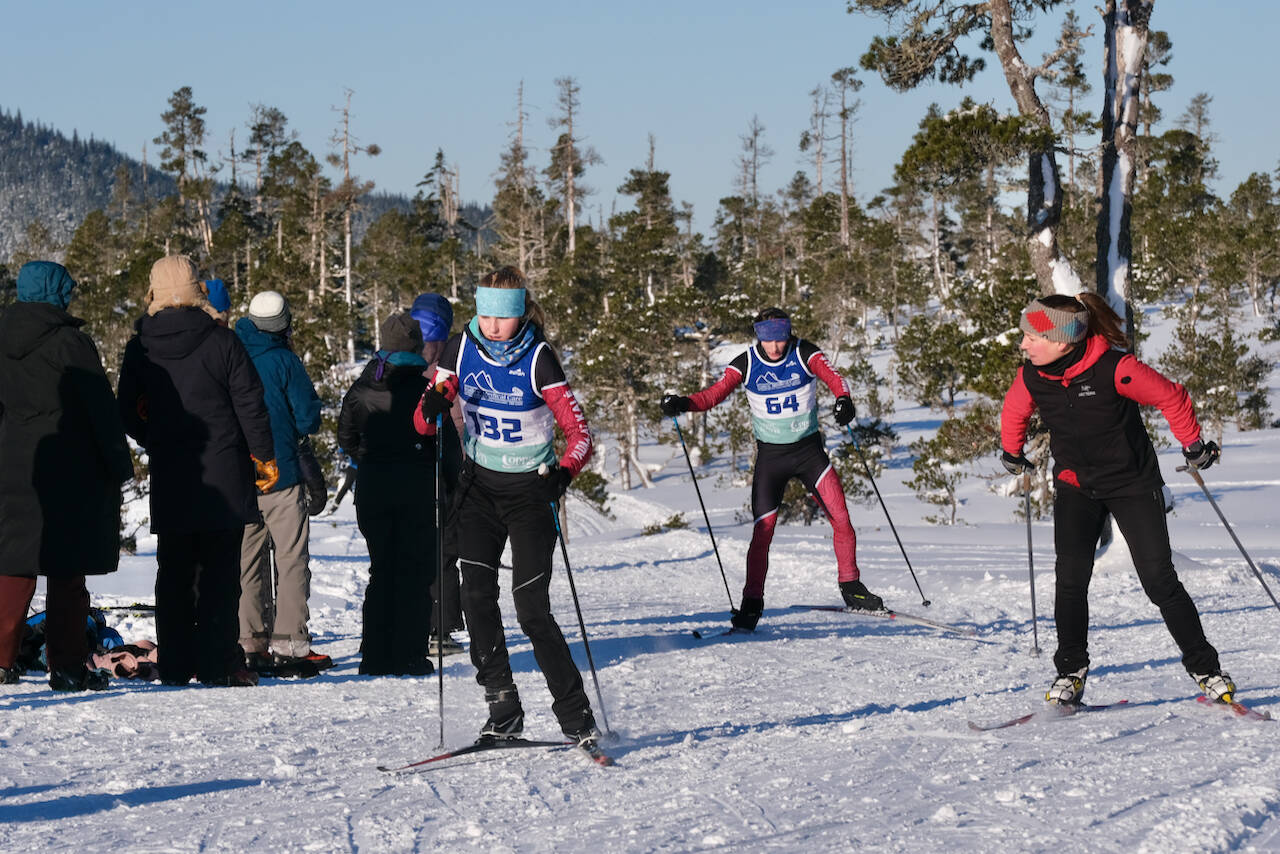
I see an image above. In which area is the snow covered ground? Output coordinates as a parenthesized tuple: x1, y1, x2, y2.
(4, 322, 1280, 852)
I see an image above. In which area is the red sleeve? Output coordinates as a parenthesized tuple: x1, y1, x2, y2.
(543, 383, 593, 476)
(1114, 354, 1202, 447)
(805, 350, 850, 397)
(687, 365, 743, 412)
(1000, 367, 1036, 454)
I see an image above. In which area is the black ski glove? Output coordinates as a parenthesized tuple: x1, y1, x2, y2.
(832, 395, 856, 426)
(540, 463, 573, 503)
(419, 388, 452, 420)
(1182, 439, 1221, 470)
(660, 394, 692, 417)
(1001, 450, 1033, 475)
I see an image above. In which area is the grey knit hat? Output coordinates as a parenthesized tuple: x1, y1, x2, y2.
(248, 290, 291, 332)
(1019, 297, 1088, 344)
(380, 311, 424, 354)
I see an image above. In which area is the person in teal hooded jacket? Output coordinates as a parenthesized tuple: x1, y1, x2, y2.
(234, 290, 329, 674)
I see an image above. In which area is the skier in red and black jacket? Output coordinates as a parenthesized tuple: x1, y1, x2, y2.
(1000, 292, 1234, 707)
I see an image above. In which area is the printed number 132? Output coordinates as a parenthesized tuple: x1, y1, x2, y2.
(471, 411, 523, 442)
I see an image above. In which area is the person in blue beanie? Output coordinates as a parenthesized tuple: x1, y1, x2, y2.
(410, 293, 466, 655)
(204, 279, 231, 326)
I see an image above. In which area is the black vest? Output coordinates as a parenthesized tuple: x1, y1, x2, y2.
(1022, 348, 1162, 497)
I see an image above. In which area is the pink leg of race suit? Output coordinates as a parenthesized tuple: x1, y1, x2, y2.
(743, 466, 859, 599)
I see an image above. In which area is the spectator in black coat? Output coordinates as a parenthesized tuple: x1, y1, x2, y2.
(0, 262, 134, 690)
(338, 311, 461, 676)
(116, 255, 277, 687)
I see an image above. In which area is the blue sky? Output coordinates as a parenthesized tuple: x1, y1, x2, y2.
(3, 2, 1276, 232)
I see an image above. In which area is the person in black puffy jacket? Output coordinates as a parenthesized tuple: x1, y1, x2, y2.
(116, 255, 276, 687)
(0, 261, 134, 691)
(338, 311, 460, 676)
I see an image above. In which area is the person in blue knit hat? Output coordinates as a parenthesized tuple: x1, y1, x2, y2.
(410, 292, 466, 656)
(204, 279, 231, 326)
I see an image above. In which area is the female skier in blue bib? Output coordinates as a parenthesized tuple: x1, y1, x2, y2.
(416, 266, 600, 747)
(662, 307, 883, 630)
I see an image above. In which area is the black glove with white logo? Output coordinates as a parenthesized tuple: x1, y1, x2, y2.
(1001, 451, 1034, 475)
(1182, 440, 1220, 471)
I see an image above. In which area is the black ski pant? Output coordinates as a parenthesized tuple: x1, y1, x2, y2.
(356, 487, 437, 673)
(1053, 485, 1220, 676)
(457, 466, 591, 735)
(429, 510, 463, 635)
(155, 528, 246, 684)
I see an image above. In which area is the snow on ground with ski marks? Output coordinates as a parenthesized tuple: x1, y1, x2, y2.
(4, 323, 1280, 852)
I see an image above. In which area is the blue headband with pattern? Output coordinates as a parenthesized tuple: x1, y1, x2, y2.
(753, 318, 791, 342)
(474, 286, 526, 318)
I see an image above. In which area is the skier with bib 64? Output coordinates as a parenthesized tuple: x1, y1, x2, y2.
(661, 307, 884, 631)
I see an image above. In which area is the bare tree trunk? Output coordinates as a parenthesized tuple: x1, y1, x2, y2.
(989, 0, 1083, 296)
(1096, 0, 1152, 341)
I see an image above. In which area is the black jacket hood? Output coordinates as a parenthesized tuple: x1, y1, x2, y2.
(0, 302, 84, 360)
(136, 307, 218, 361)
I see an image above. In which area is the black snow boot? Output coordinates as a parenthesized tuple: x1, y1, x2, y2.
(0, 665, 21, 684)
(480, 685, 524, 739)
(731, 597, 764, 631)
(561, 709, 602, 747)
(49, 666, 109, 692)
(840, 579, 885, 612)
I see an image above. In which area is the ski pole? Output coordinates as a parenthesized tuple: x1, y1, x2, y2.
(1178, 465, 1280, 614)
(434, 412, 446, 748)
(1022, 471, 1041, 656)
(547, 496, 612, 735)
(843, 424, 930, 607)
(670, 417, 736, 611)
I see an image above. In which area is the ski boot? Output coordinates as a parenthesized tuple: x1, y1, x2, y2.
(0, 665, 21, 685)
(839, 579, 885, 612)
(1045, 666, 1088, 706)
(562, 709, 602, 747)
(1193, 671, 1236, 704)
(480, 685, 525, 740)
(730, 597, 763, 631)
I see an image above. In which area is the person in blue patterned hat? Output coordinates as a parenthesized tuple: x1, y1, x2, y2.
(660, 307, 884, 631)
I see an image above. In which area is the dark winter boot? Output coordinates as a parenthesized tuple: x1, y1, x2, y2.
(429, 633, 465, 656)
(49, 666, 109, 692)
(840, 579, 885, 612)
(1045, 666, 1088, 706)
(561, 709, 602, 747)
(0, 665, 22, 684)
(480, 685, 524, 739)
(731, 597, 764, 631)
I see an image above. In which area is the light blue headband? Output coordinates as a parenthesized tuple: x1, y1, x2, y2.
(474, 286, 526, 318)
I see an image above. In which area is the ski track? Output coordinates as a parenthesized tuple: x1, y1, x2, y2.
(7, 327, 1280, 851)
